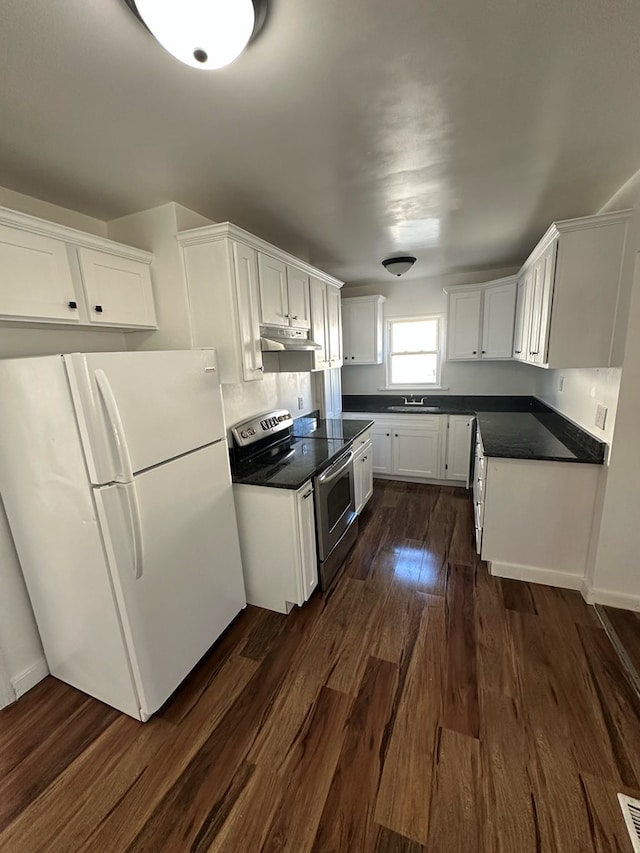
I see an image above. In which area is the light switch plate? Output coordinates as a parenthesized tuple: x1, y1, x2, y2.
(595, 403, 608, 430)
(297, 396, 304, 410)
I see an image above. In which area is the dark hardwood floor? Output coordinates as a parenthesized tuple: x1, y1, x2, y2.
(2, 480, 640, 852)
(602, 605, 640, 683)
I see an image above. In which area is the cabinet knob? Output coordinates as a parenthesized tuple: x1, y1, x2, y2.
(291, 315, 298, 320)
(514, 349, 522, 354)
(394, 434, 398, 437)
(351, 356, 355, 360)
(482, 350, 486, 354)
(386, 433, 390, 437)
(362, 456, 368, 462)
(472, 350, 477, 354)
(94, 305, 103, 313)
(284, 313, 290, 319)
(530, 350, 539, 355)
(68, 301, 78, 310)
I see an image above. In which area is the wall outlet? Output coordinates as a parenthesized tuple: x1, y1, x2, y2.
(297, 396, 304, 410)
(558, 375, 564, 392)
(595, 403, 608, 430)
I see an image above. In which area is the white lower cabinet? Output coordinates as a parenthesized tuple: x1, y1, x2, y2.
(353, 430, 373, 514)
(475, 429, 601, 586)
(446, 415, 475, 483)
(233, 480, 318, 614)
(344, 414, 452, 482)
(391, 423, 442, 478)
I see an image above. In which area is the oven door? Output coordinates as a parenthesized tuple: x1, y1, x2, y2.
(314, 449, 356, 561)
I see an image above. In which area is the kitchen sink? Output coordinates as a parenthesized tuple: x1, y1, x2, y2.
(386, 405, 441, 413)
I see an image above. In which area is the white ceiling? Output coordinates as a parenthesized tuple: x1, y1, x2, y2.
(2, 0, 640, 284)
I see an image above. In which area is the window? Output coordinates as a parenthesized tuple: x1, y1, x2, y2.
(386, 315, 443, 388)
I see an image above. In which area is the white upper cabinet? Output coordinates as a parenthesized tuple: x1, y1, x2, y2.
(0, 224, 80, 323)
(285, 265, 311, 330)
(326, 284, 343, 367)
(481, 280, 517, 358)
(447, 289, 482, 359)
(77, 248, 156, 328)
(342, 295, 385, 364)
(178, 222, 343, 383)
(258, 254, 288, 326)
(257, 255, 311, 330)
(445, 277, 516, 361)
(512, 272, 532, 362)
(0, 209, 156, 330)
(310, 278, 342, 370)
(516, 209, 630, 369)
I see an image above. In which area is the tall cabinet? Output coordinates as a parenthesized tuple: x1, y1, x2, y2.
(177, 223, 343, 384)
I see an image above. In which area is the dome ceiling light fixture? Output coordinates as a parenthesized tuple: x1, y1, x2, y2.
(123, 0, 268, 70)
(381, 256, 417, 277)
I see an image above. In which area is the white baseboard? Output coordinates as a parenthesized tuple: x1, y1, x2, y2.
(11, 657, 49, 700)
(580, 580, 640, 612)
(489, 561, 584, 591)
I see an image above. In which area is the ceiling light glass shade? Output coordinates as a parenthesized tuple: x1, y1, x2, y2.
(382, 256, 417, 277)
(134, 0, 256, 70)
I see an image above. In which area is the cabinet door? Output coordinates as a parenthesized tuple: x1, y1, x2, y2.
(343, 300, 382, 363)
(296, 484, 318, 603)
(286, 266, 311, 329)
(447, 290, 482, 359)
(534, 243, 557, 366)
(446, 416, 473, 482)
(512, 273, 532, 360)
(0, 224, 80, 323)
(370, 425, 393, 474)
(481, 281, 516, 358)
(77, 248, 157, 328)
(232, 241, 263, 382)
(327, 285, 343, 366)
(527, 246, 556, 366)
(360, 443, 374, 509)
(392, 427, 442, 478)
(258, 253, 288, 327)
(309, 277, 329, 368)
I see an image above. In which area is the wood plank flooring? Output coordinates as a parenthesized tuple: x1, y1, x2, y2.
(2, 480, 639, 852)
(603, 605, 640, 682)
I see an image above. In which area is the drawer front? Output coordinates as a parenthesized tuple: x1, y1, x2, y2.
(474, 498, 484, 530)
(352, 429, 372, 451)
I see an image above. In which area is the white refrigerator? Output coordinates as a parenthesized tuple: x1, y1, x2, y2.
(0, 349, 246, 721)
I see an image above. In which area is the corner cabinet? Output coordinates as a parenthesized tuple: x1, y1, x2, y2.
(445, 276, 517, 361)
(342, 295, 385, 364)
(233, 481, 318, 614)
(0, 208, 157, 330)
(512, 210, 630, 369)
(178, 222, 343, 383)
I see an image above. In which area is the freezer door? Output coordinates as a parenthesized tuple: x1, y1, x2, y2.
(95, 440, 246, 719)
(65, 349, 225, 485)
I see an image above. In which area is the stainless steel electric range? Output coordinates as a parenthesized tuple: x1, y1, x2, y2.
(229, 410, 371, 590)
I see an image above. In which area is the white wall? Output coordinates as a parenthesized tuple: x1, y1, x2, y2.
(341, 269, 539, 396)
(535, 367, 621, 449)
(588, 229, 640, 609)
(222, 372, 314, 431)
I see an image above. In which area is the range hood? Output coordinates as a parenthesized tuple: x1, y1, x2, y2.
(260, 325, 322, 352)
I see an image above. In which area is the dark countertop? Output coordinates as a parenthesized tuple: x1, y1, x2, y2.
(475, 412, 603, 464)
(231, 437, 350, 490)
(342, 395, 605, 465)
(342, 394, 532, 415)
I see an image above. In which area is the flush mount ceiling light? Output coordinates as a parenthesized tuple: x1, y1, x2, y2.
(124, 0, 268, 70)
(381, 256, 417, 277)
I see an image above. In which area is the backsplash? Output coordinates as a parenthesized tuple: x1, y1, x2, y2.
(221, 372, 314, 433)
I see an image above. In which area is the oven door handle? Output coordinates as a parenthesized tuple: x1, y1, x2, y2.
(317, 450, 354, 485)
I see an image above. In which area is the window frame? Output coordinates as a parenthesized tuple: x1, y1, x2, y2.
(384, 314, 445, 390)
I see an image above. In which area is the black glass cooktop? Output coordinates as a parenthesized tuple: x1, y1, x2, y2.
(231, 436, 349, 490)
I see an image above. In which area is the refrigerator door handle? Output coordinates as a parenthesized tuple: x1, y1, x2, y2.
(124, 482, 145, 580)
(95, 369, 134, 483)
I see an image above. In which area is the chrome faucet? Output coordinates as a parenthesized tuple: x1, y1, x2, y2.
(401, 396, 426, 406)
